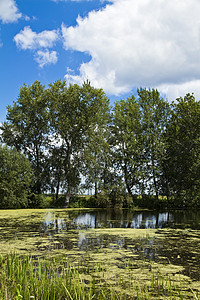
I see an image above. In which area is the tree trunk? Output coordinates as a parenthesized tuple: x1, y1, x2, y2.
(55, 176, 60, 202)
(124, 162, 133, 198)
(151, 155, 158, 201)
(94, 181, 98, 198)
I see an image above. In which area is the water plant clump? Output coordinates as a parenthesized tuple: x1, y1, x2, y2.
(0, 253, 199, 300)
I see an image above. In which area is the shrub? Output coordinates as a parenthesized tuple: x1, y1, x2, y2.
(0, 145, 33, 208)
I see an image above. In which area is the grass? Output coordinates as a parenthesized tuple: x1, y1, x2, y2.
(0, 253, 199, 299)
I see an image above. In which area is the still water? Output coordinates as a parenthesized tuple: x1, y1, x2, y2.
(42, 209, 200, 230)
(0, 209, 200, 281)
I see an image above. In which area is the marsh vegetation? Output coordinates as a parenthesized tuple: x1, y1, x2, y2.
(0, 209, 200, 299)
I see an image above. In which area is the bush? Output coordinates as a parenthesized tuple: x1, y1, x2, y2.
(28, 194, 53, 208)
(91, 187, 134, 209)
(0, 145, 33, 208)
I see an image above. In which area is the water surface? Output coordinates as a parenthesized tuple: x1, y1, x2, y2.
(0, 208, 200, 283)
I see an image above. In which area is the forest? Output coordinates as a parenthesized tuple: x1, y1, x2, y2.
(0, 80, 200, 209)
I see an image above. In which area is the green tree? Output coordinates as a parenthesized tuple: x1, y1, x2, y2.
(83, 123, 112, 197)
(0, 145, 33, 208)
(164, 93, 200, 206)
(0, 81, 50, 194)
(47, 80, 110, 200)
(112, 89, 170, 206)
(137, 88, 170, 200)
(112, 95, 143, 198)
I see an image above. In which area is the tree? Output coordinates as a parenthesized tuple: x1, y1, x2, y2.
(47, 80, 110, 199)
(164, 93, 200, 206)
(137, 88, 170, 199)
(1, 81, 50, 194)
(112, 89, 170, 206)
(0, 145, 33, 208)
(112, 95, 143, 198)
(83, 122, 112, 197)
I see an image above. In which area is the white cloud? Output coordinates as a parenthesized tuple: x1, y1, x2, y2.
(157, 80, 200, 102)
(62, 0, 200, 99)
(14, 26, 59, 67)
(14, 26, 59, 50)
(24, 15, 30, 21)
(0, 0, 22, 23)
(34, 50, 58, 68)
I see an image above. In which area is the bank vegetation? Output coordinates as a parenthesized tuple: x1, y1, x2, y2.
(1, 80, 200, 209)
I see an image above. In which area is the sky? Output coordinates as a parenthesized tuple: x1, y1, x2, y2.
(1, 0, 200, 123)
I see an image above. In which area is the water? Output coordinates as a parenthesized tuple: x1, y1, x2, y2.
(42, 209, 200, 230)
(0, 208, 200, 281)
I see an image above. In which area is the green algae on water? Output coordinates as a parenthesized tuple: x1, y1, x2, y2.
(0, 209, 200, 298)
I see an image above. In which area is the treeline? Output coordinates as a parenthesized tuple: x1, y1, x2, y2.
(0, 80, 200, 209)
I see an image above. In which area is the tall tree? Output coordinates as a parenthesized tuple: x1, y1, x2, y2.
(0, 81, 49, 194)
(83, 122, 112, 197)
(112, 95, 143, 198)
(112, 89, 170, 202)
(164, 93, 200, 206)
(47, 80, 110, 199)
(137, 88, 170, 199)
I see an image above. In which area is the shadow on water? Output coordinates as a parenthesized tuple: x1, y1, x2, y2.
(1, 209, 200, 280)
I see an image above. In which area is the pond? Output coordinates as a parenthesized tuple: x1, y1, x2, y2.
(0, 208, 200, 297)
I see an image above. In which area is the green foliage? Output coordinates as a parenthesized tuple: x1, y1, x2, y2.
(0, 145, 33, 208)
(1, 81, 50, 194)
(47, 80, 110, 198)
(164, 94, 200, 206)
(90, 191, 111, 208)
(28, 194, 52, 208)
(68, 195, 96, 208)
(87, 187, 134, 209)
(112, 95, 142, 198)
(83, 124, 112, 198)
(112, 88, 170, 204)
(137, 88, 171, 198)
(1, 79, 200, 209)
(134, 195, 168, 209)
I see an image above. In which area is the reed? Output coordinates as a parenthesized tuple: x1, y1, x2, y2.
(0, 253, 198, 299)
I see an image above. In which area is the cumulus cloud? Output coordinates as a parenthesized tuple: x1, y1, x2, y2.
(14, 26, 59, 67)
(14, 26, 59, 50)
(158, 80, 200, 102)
(0, 0, 22, 23)
(62, 0, 200, 99)
(34, 50, 58, 68)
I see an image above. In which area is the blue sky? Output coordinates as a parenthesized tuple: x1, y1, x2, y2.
(0, 0, 110, 122)
(1, 0, 200, 123)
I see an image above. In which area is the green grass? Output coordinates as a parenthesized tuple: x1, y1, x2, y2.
(0, 253, 199, 299)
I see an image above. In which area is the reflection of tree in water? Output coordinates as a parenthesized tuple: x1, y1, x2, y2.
(41, 210, 184, 232)
(41, 211, 68, 234)
(41, 210, 167, 252)
(4, 209, 200, 262)
(170, 210, 200, 230)
(39, 211, 76, 250)
(77, 230, 158, 262)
